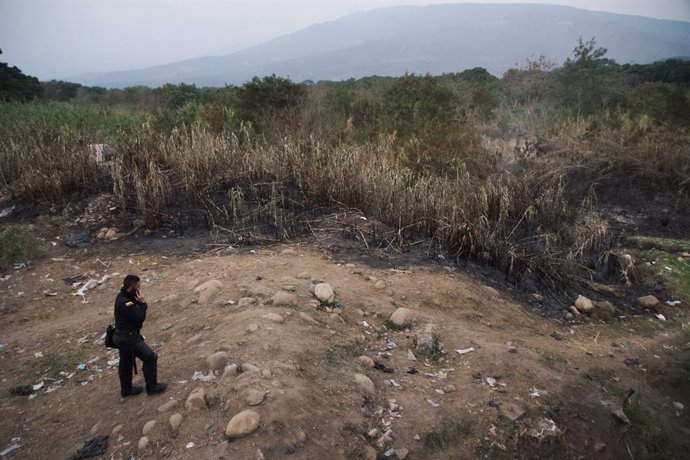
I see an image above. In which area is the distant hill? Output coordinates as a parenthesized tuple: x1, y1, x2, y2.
(71, 3, 690, 88)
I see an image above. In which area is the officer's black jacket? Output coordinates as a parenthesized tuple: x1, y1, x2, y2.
(114, 287, 148, 333)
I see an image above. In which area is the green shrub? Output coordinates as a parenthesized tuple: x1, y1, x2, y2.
(0, 225, 40, 272)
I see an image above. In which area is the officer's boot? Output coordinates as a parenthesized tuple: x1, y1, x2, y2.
(119, 353, 142, 397)
(143, 352, 167, 395)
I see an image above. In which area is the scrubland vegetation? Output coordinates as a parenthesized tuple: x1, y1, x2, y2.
(1, 38, 689, 288)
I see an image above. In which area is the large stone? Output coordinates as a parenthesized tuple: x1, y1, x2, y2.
(206, 351, 230, 372)
(194, 280, 224, 305)
(635, 295, 660, 310)
(222, 364, 238, 379)
(272, 291, 297, 306)
(314, 283, 335, 303)
(138, 436, 149, 451)
(169, 413, 183, 431)
(415, 323, 436, 353)
(575, 295, 595, 314)
(262, 313, 284, 323)
(157, 399, 178, 413)
(356, 356, 375, 369)
(245, 389, 267, 406)
(354, 373, 375, 395)
(389, 308, 413, 327)
(142, 420, 157, 435)
(225, 410, 261, 438)
(185, 387, 207, 411)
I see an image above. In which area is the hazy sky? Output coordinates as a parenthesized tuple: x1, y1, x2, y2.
(1, 0, 689, 79)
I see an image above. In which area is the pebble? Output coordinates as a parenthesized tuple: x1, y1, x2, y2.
(314, 283, 335, 302)
(90, 422, 102, 435)
(272, 291, 297, 306)
(157, 398, 178, 413)
(636, 295, 660, 310)
(262, 313, 284, 323)
(222, 364, 238, 379)
(160, 323, 173, 331)
(356, 356, 375, 368)
(238, 297, 256, 308)
(138, 436, 149, 450)
(142, 420, 157, 435)
(354, 373, 375, 395)
(594, 442, 607, 453)
(112, 424, 123, 435)
(207, 351, 230, 372)
(389, 307, 413, 327)
(226, 410, 261, 438)
(169, 413, 183, 431)
(296, 272, 310, 279)
(246, 389, 267, 406)
(300, 312, 320, 325)
(374, 280, 386, 290)
(186, 333, 203, 344)
(246, 323, 259, 333)
(185, 387, 206, 410)
(443, 384, 457, 393)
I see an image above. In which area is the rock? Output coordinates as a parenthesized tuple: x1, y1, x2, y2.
(225, 410, 261, 438)
(157, 399, 178, 413)
(205, 389, 221, 408)
(374, 280, 386, 290)
(272, 291, 297, 306)
(314, 283, 335, 303)
(280, 249, 297, 256)
(214, 440, 230, 459)
(499, 402, 526, 421)
(565, 312, 574, 320)
(296, 272, 310, 279)
(568, 306, 582, 316)
(407, 349, 417, 361)
(246, 389, 267, 406)
(142, 420, 157, 435)
(389, 308, 413, 327)
(354, 373, 375, 395)
(238, 297, 256, 308)
(112, 424, 123, 435)
(592, 300, 617, 318)
(635, 295, 660, 310)
(356, 356, 375, 369)
(532, 293, 544, 303)
(185, 387, 206, 411)
(296, 430, 307, 443)
(262, 368, 272, 378)
(138, 436, 149, 451)
(206, 351, 230, 372)
(160, 322, 173, 331)
(262, 313, 284, 323)
(415, 323, 436, 353)
(246, 323, 259, 333)
(222, 364, 238, 379)
(395, 448, 409, 459)
(300, 312, 320, 325)
(443, 384, 457, 393)
(169, 413, 183, 431)
(104, 228, 118, 240)
(193, 280, 224, 305)
(89, 422, 102, 435)
(575, 295, 595, 313)
(242, 363, 261, 373)
(594, 442, 607, 453)
(186, 333, 203, 344)
(363, 446, 377, 460)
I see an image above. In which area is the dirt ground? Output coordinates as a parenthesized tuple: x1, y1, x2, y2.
(0, 231, 688, 459)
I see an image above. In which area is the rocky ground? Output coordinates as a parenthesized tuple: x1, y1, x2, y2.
(0, 226, 689, 459)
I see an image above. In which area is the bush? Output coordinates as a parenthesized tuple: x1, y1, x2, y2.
(0, 225, 40, 272)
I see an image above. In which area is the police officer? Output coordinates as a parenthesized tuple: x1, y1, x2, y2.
(113, 274, 167, 397)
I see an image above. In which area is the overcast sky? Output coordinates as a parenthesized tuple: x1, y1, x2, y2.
(1, 0, 689, 79)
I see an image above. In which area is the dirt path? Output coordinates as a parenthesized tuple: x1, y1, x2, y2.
(0, 238, 688, 459)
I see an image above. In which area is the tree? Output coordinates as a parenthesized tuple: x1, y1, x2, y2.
(0, 49, 42, 102)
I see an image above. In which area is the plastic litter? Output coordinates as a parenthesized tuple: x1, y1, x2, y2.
(529, 418, 560, 440)
(486, 377, 496, 387)
(655, 313, 666, 321)
(374, 362, 394, 373)
(426, 399, 440, 407)
(389, 379, 401, 388)
(384, 448, 396, 457)
(68, 434, 108, 460)
(529, 388, 547, 398)
(33, 381, 44, 391)
(192, 371, 215, 382)
(666, 300, 682, 306)
(0, 442, 21, 456)
(455, 347, 475, 355)
(186, 442, 195, 449)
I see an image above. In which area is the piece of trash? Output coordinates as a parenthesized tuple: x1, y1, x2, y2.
(655, 313, 666, 321)
(665, 300, 681, 306)
(455, 347, 475, 355)
(9, 385, 33, 396)
(51, 257, 66, 262)
(68, 434, 108, 459)
(225, 300, 236, 305)
(33, 381, 44, 391)
(77, 364, 87, 371)
(384, 448, 395, 457)
(107, 358, 120, 366)
(66, 232, 92, 249)
(374, 362, 394, 373)
(362, 321, 370, 328)
(529, 388, 547, 398)
(623, 358, 639, 366)
(405, 367, 418, 374)
(389, 379, 401, 388)
(0, 442, 21, 456)
(34, 351, 44, 358)
(386, 340, 397, 349)
(435, 389, 445, 395)
(486, 377, 496, 387)
(42, 290, 58, 297)
(186, 442, 195, 449)
(191, 371, 215, 382)
(528, 418, 561, 440)
(424, 372, 438, 379)
(0, 205, 16, 218)
(426, 399, 440, 407)
(0, 275, 11, 281)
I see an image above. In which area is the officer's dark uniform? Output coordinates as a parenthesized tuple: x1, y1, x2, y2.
(113, 287, 162, 396)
